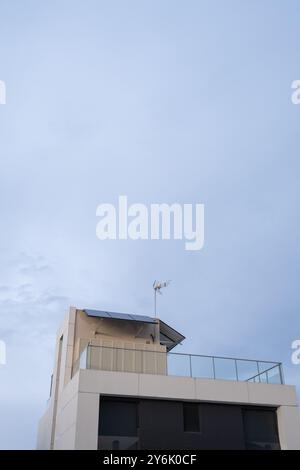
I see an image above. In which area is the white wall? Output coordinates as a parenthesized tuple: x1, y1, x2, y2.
(36, 401, 54, 450)
(73, 369, 300, 450)
(277, 405, 300, 450)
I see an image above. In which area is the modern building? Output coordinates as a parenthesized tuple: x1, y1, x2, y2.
(37, 307, 300, 450)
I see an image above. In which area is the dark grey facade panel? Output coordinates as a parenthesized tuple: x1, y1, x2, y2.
(98, 396, 280, 450)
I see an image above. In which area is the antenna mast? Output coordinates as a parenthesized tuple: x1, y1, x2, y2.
(153, 280, 170, 318)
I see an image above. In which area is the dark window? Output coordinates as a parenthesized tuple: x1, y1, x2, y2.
(99, 398, 138, 437)
(243, 409, 280, 450)
(98, 396, 281, 450)
(183, 403, 200, 432)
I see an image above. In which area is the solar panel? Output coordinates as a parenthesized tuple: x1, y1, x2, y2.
(107, 311, 132, 321)
(129, 314, 155, 323)
(83, 309, 156, 324)
(84, 309, 110, 318)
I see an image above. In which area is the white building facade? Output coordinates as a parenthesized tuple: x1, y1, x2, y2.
(37, 307, 300, 450)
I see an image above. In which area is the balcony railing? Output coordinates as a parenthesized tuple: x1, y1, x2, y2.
(73, 344, 284, 384)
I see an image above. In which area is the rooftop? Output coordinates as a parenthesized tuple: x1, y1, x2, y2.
(83, 308, 185, 352)
(71, 308, 284, 385)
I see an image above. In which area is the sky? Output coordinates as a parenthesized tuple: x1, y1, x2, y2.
(0, 0, 300, 449)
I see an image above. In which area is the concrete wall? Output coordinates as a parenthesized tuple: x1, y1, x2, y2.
(74, 369, 300, 450)
(53, 373, 80, 450)
(277, 405, 300, 450)
(36, 401, 55, 450)
(37, 307, 77, 449)
(74, 392, 99, 450)
(78, 369, 298, 405)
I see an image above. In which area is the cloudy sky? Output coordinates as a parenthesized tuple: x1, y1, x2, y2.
(0, 0, 299, 449)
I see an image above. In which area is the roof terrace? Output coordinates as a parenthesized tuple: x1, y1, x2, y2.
(71, 309, 284, 385)
(73, 344, 284, 384)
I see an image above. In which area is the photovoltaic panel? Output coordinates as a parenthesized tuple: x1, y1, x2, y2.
(84, 309, 155, 324)
(107, 311, 133, 321)
(84, 309, 110, 319)
(129, 314, 155, 323)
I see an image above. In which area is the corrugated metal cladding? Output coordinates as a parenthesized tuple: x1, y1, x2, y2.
(83, 309, 156, 324)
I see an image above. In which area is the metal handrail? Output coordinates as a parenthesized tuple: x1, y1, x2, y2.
(75, 344, 284, 384)
(246, 363, 283, 383)
(86, 343, 282, 366)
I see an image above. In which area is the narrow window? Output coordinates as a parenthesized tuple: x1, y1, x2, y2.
(183, 403, 200, 432)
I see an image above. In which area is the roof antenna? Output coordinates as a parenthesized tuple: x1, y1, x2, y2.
(153, 280, 171, 318)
